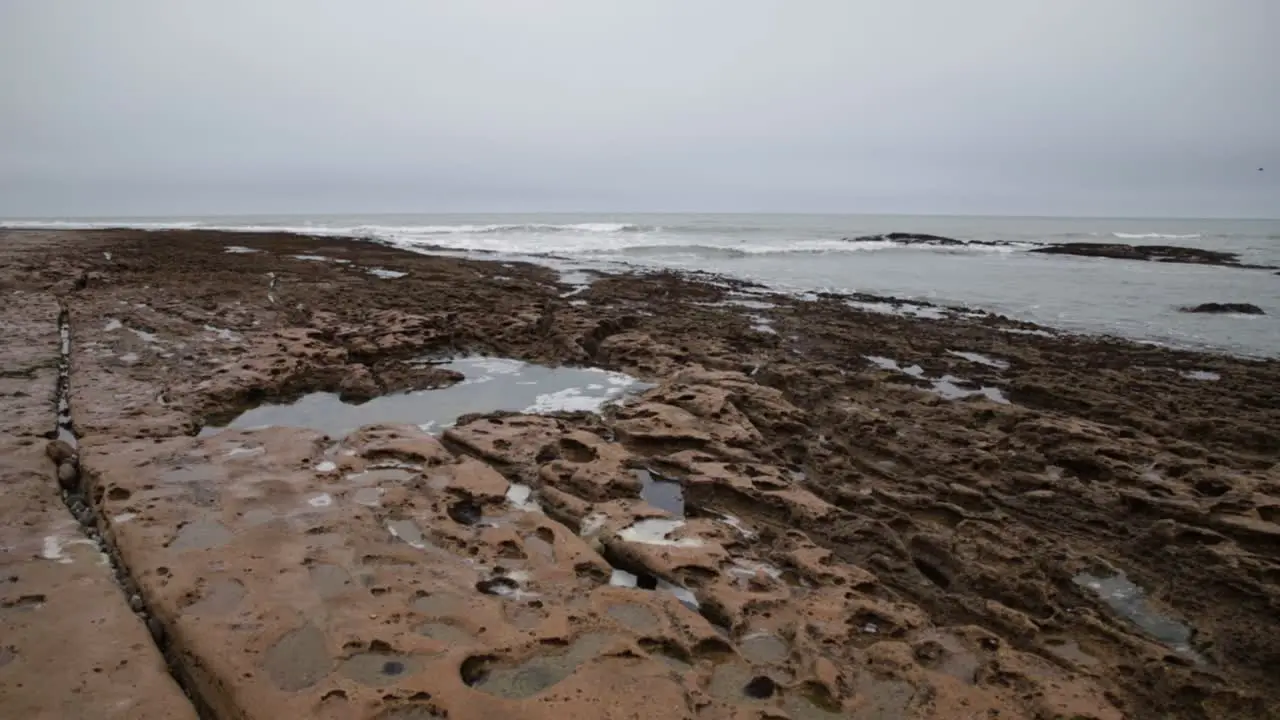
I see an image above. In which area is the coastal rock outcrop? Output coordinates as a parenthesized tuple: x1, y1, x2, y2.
(1180, 303, 1265, 315)
(1031, 242, 1278, 269)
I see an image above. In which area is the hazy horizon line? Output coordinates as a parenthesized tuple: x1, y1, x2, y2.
(3, 210, 1278, 223)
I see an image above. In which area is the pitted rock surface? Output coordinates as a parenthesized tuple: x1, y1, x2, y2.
(2, 227, 1278, 718)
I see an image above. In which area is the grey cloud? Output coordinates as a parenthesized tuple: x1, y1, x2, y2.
(1, 0, 1277, 217)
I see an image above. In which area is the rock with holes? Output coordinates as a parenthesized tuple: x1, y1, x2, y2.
(444, 415, 567, 467)
(0, 289, 197, 720)
(537, 430, 641, 502)
(334, 310, 452, 356)
(663, 453, 838, 523)
(81, 424, 727, 718)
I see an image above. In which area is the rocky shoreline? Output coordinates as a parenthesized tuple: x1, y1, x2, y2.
(845, 232, 1280, 271)
(2, 228, 1279, 719)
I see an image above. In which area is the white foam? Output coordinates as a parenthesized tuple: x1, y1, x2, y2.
(618, 519, 704, 548)
(314, 460, 337, 472)
(367, 267, 407, 279)
(524, 387, 612, 414)
(1000, 327, 1055, 338)
(226, 446, 264, 458)
(224, 245, 259, 254)
(103, 318, 122, 332)
(455, 357, 526, 376)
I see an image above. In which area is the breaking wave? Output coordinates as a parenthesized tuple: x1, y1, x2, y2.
(1111, 232, 1202, 240)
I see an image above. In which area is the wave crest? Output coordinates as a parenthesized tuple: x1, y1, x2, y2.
(1111, 232, 1202, 240)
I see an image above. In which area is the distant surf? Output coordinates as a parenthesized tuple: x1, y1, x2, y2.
(2, 213, 1276, 357)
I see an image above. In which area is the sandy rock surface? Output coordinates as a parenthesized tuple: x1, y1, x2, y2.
(0, 286, 197, 719)
(1, 228, 1278, 718)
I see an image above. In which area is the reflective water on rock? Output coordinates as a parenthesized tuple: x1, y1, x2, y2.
(1182, 369, 1221, 381)
(947, 349, 1010, 370)
(609, 569, 700, 610)
(1074, 571, 1201, 661)
(636, 468, 685, 516)
(202, 356, 651, 437)
(465, 633, 614, 699)
(866, 355, 1010, 404)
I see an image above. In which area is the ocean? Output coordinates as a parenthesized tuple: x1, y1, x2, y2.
(5, 213, 1278, 357)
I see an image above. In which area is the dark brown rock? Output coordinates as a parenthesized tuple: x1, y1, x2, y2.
(56, 461, 78, 491)
(1180, 303, 1265, 315)
(1030, 242, 1277, 270)
(46, 439, 76, 466)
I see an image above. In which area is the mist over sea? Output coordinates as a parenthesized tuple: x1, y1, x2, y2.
(6, 213, 1278, 357)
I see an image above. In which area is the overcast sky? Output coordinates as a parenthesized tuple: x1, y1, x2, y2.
(2, 1, 1277, 218)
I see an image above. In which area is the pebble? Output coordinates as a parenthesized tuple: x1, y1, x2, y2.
(47, 439, 76, 466)
(57, 461, 79, 491)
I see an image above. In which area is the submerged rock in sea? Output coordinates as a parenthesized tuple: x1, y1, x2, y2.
(1029, 242, 1276, 269)
(1180, 303, 1265, 315)
(844, 232, 968, 246)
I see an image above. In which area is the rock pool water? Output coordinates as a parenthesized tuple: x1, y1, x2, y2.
(202, 356, 651, 437)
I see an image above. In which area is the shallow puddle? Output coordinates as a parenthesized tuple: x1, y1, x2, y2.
(417, 621, 477, 645)
(947, 349, 1010, 370)
(609, 569, 700, 610)
(931, 376, 1010, 404)
(848, 300, 949, 320)
(636, 468, 685, 516)
(866, 356, 1009, 404)
(263, 624, 332, 691)
(606, 602, 661, 633)
(1074, 571, 1201, 660)
(202, 356, 651, 437)
(466, 632, 614, 699)
(739, 633, 789, 665)
(1182, 369, 1220, 381)
(338, 652, 427, 687)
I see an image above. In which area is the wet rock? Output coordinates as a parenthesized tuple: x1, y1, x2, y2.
(1180, 302, 1265, 315)
(56, 461, 79, 491)
(845, 232, 968, 246)
(337, 363, 380, 401)
(45, 439, 76, 466)
(1030, 241, 1267, 268)
(16, 227, 1276, 719)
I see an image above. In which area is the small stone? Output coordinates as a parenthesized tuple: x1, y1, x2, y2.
(146, 616, 165, 642)
(129, 594, 144, 612)
(46, 439, 76, 466)
(57, 461, 79, 491)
